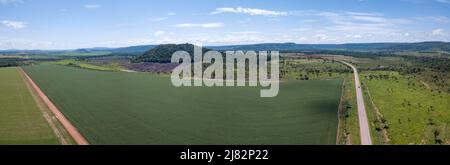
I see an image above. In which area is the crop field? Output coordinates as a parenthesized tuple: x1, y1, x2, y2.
(280, 58, 351, 81)
(0, 67, 59, 144)
(48, 59, 123, 71)
(23, 64, 343, 144)
(361, 71, 450, 144)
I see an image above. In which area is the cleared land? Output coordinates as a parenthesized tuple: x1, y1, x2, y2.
(24, 64, 343, 144)
(20, 68, 88, 145)
(361, 71, 450, 144)
(0, 67, 60, 144)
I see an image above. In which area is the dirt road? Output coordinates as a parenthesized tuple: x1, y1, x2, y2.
(20, 67, 89, 145)
(340, 61, 372, 145)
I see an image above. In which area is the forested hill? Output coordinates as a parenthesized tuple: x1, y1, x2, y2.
(2, 42, 450, 57)
(207, 42, 450, 52)
(132, 44, 212, 63)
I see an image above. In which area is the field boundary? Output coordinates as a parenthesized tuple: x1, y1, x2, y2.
(18, 67, 74, 145)
(19, 67, 89, 145)
(364, 85, 390, 144)
(336, 78, 346, 144)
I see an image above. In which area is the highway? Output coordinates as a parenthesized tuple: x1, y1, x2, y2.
(340, 61, 372, 145)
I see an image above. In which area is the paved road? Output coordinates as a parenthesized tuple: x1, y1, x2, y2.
(340, 61, 372, 145)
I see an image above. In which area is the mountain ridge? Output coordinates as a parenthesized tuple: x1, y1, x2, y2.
(1, 41, 449, 55)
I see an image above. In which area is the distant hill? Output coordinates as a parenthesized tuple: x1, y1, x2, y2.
(110, 45, 157, 55)
(75, 47, 115, 52)
(207, 42, 450, 52)
(132, 44, 211, 63)
(1, 42, 450, 57)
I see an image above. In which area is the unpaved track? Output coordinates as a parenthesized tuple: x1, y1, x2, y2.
(340, 61, 372, 145)
(19, 67, 89, 145)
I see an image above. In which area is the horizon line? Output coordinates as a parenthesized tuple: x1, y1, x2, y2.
(1, 40, 449, 51)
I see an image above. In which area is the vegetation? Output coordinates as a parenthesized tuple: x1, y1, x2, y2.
(2, 42, 449, 145)
(0, 58, 26, 67)
(351, 56, 449, 94)
(49, 59, 122, 71)
(23, 64, 342, 144)
(0, 67, 60, 144)
(280, 57, 352, 81)
(109, 45, 156, 56)
(132, 44, 212, 63)
(45, 51, 112, 57)
(210, 41, 450, 52)
(361, 71, 450, 144)
(337, 75, 361, 144)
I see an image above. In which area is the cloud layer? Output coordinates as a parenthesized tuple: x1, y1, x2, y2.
(211, 7, 287, 16)
(2, 20, 26, 29)
(175, 22, 224, 28)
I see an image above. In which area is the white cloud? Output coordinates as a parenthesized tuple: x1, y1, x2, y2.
(211, 7, 287, 16)
(345, 12, 383, 17)
(154, 30, 166, 37)
(0, 38, 60, 50)
(432, 28, 445, 36)
(84, 4, 101, 9)
(300, 19, 318, 23)
(350, 15, 387, 23)
(175, 22, 224, 28)
(2, 20, 26, 29)
(167, 12, 176, 16)
(228, 31, 260, 35)
(0, 0, 23, 5)
(186, 34, 265, 45)
(346, 34, 362, 39)
(293, 28, 311, 32)
(294, 11, 412, 41)
(430, 16, 450, 23)
(417, 16, 450, 23)
(314, 34, 328, 40)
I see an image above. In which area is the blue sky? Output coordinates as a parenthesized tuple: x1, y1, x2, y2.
(1, 0, 450, 49)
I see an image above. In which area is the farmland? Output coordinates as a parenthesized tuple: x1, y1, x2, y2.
(0, 67, 60, 144)
(361, 71, 450, 144)
(49, 59, 124, 71)
(23, 64, 343, 144)
(280, 58, 351, 80)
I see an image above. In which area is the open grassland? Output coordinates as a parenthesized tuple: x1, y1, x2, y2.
(361, 71, 450, 144)
(0, 67, 60, 144)
(24, 64, 343, 144)
(49, 59, 122, 71)
(280, 58, 351, 81)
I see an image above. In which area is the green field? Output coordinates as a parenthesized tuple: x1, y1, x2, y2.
(0, 67, 60, 144)
(48, 59, 123, 71)
(47, 51, 112, 57)
(361, 71, 450, 144)
(23, 64, 343, 144)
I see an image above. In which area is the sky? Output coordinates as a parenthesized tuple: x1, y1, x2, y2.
(1, 0, 450, 49)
